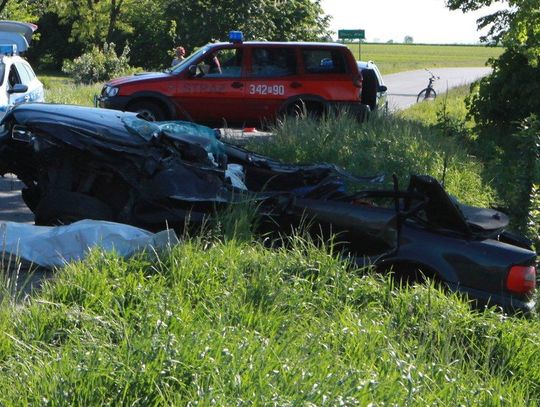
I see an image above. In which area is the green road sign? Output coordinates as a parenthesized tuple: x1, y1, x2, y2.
(338, 29, 365, 40)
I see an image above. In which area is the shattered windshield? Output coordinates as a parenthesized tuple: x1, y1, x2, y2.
(122, 116, 161, 141)
(168, 46, 210, 74)
(120, 114, 225, 159)
(158, 121, 224, 157)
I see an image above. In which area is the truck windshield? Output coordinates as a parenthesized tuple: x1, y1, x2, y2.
(167, 46, 211, 74)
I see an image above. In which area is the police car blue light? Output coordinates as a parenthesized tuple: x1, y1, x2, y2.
(229, 31, 243, 43)
(0, 44, 16, 55)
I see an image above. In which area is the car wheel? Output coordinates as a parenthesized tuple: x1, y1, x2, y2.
(416, 88, 437, 103)
(357, 104, 371, 123)
(35, 190, 114, 226)
(21, 187, 40, 212)
(382, 262, 440, 287)
(129, 101, 166, 121)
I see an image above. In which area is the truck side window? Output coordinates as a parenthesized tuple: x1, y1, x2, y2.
(302, 49, 347, 74)
(197, 48, 243, 78)
(250, 48, 296, 77)
(15, 62, 32, 84)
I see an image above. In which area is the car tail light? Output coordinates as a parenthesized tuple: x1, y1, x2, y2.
(506, 265, 536, 294)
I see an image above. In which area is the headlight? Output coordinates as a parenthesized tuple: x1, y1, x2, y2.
(103, 86, 119, 97)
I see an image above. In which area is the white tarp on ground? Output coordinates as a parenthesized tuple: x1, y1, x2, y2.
(0, 219, 179, 268)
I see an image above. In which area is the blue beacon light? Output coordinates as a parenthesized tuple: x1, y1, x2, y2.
(0, 44, 17, 55)
(229, 31, 244, 43)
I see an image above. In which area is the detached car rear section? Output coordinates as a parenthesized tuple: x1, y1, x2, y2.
(98, 32, 369, 125)
(0, 104, 536, 313)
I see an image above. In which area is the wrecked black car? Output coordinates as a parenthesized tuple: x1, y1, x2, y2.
(0, 103, 536, 313)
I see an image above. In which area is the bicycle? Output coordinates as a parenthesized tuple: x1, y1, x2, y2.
(416, 69, 439, 102)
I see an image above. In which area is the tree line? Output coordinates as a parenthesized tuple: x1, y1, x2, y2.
(447, 0, 539, 243)
(0, 0, 330, 70)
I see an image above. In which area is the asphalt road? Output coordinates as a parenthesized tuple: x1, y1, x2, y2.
(384, 67, 492, 111)
(0, 174, 33, 223)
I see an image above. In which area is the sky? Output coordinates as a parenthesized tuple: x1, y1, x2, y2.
(320, 0, 508, 44)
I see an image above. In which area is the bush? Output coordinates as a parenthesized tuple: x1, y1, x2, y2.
(62, 42, 131, 84)
(528, 184, 540, 250)
(468, 50, 540, 131)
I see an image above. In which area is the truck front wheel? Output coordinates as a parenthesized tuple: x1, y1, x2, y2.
(129, 101, 166, 122)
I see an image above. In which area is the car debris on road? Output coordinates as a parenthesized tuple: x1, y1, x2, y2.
(0, 103, 536, 313)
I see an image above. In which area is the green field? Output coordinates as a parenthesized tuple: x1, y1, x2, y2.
(346, 43, 503, 74)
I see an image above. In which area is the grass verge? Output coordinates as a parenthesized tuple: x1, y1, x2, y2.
(39, 73, 102, 107)
(249, 111, 492, 207)
(0, 238, 540, 404)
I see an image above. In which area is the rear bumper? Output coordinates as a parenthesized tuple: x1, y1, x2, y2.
(448, 282, 536, 315)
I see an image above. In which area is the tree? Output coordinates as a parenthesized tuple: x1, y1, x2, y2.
(52, 0, 135, 46)
(445, 0, 540, 126)
(166, 0, 330, 54)
(0, 0, 43, 23)
(446, 0, 540, 65)
(124, 0, 176, 69)
(1, 0, 331, 70)
(404, 35, 413, 44)
(446, 0, 540, 232)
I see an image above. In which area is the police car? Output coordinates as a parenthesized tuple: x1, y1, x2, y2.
(0, 21, 44, 116)
(98, 31, 370, 125)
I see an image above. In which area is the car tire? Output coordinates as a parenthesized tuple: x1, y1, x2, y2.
(129, 101, 166, 121)
(35, 190, 114, 226)
(21, 187, 40, 212)
(416, 88, 437, 103)
(361, 69, 378, 110)
(358, 104, 371, 123)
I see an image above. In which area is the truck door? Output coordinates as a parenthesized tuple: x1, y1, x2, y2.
(243, 47, 298, 123)
(178, 47, 245, 125)
(299, 48, 359, 103)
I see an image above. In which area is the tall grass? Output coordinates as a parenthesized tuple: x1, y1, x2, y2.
(398, 85, 473, 126)
(39, 73, 102, 107)
(0, 238, 539, 404)
(249, 112, 493, 207)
